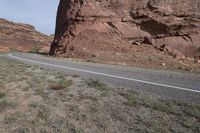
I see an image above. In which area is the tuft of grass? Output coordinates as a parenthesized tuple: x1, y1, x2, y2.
(35, 87, 47, 98)
(9, 47, 19, 52)
(0, 81, 5, 88)
(120, 91, 141, 107)
(37, 105, 51, 121)
(4, 112, 23, 124)
(48, 79, 73, 90)
(31, 76, 42, 84)
(55, 74, 66, 80)
(28, 102, 39, 108)
(85, 79, 108, 91)
(71, 74, 80, 78)
(14, 127, 30, 133)
(0, 92, 6, 99)
(0, 100, 17, 112)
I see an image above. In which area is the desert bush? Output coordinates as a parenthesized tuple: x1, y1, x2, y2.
(48, 79, 73, 90)
(85, 79, 108, 91)
(0, 92, 6, 99)
(30, 47, 42, 53)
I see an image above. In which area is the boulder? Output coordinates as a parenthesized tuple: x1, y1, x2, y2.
(154, 36, 200, 58)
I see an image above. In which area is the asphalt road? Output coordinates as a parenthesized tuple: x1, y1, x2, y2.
(7, 53, 200, 104)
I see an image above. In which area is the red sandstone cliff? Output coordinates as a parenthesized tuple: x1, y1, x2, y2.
(50, 0, 200, 60)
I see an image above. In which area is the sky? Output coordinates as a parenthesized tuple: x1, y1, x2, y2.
(0, 0, 59, 35)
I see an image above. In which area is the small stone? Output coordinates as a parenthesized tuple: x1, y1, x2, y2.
(122, 63, 127, 66)
(179, 60, 183, 64)
(132, 42, 141, 46)
(161, 63, 166, 66)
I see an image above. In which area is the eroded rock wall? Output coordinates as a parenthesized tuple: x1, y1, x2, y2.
(50, 0, 200, 59)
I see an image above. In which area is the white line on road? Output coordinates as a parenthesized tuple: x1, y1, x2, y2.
(9, 53, 200, 93)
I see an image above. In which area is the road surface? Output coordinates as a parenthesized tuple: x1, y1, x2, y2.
(6, 53, 200, 103)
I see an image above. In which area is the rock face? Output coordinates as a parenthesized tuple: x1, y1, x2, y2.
(50, 0, 200, 59)
(0, 18, 51, 52)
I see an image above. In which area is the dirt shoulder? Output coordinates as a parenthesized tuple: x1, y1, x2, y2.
(0, 56, 199, 133)
(41, 48, 200, 75)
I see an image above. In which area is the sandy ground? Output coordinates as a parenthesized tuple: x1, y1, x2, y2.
(0, 56, 199, 133)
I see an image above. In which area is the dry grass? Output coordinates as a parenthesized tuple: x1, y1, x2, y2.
(48, 79, 73, 90)
(0, 56, 199, 133)
(85, 79, 108, 91)
(0, 100, 16, 113)
(71, 74, 80, 78)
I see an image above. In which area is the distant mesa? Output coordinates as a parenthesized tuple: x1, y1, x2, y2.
(0, 18, 52, 53)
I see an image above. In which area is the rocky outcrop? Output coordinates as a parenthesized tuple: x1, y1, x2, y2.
(0, 18, 51, 52)
(50, 0, 200, 59)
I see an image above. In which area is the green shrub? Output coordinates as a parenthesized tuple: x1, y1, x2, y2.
(0, 92, 6, 99)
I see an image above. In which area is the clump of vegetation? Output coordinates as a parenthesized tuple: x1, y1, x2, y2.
(30, 47, 42, 53)
(0, 100, 16, 112)
(0, 92, 6, 99)
(35, 87, 47, 98)
(4, 112, 23, 124)
(120, 91, 141, 107)
(37, 105, 51, 121)
(71, 74, 80, 78)
(85, 79, 108, 91)
(9, 47, 19, 52)
(55, 74, 66, 80)
(13, 127, 30, 133)
(28, 102, 39, 109)
(48, 79, 73, 90)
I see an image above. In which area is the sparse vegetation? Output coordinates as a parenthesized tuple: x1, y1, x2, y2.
(0, 92, 6, 99)
(35, 87, 47, 98)
(121, 90, 200, 118)
(0, 56, 199, 133)
(0, 100, 16, 112)
(28, 102, 39, 109)
(4, 112, 23, 124)
(9, 47, 19, 52)
(71, 74, 80, 78)
(37, 105, 51, 121)
(85, 79, 108, 91)
(55, 73, 66, 79)
(29, 46, 42, 53)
